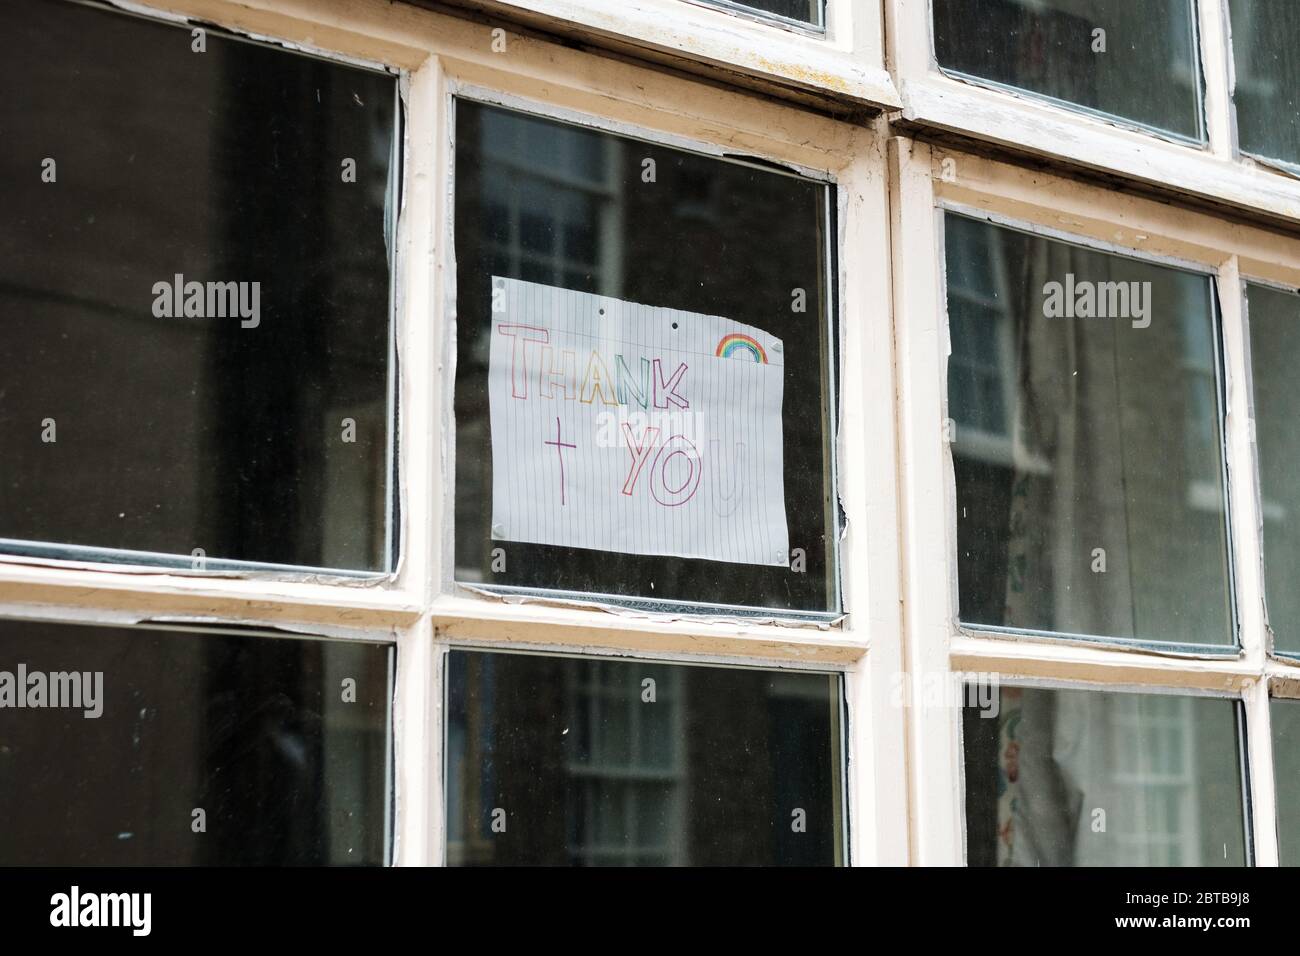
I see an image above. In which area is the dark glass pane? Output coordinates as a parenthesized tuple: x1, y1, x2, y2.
(0, 618, 391, 865)
(1231, 0, 1300, 167)
(446, 650, 842, 865)
(454, 101, 837, 613)
(933, 0, 1203, 140)
(0, 0, 397, 571)
(945, 214, 1232, 647)
(963, 684, 1247, 866)
(1245, 284, 1300, 654)
(1269, 697, 1300, 865)
(703, 0, 823, 27)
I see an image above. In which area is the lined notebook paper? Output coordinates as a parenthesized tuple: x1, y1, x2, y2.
(487, 277, 789, 567)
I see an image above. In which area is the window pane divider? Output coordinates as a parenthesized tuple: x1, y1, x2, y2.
(1244, 675, 1279, 865)
(427, 0, 899, 111)
(0, 561, 423, 630)
(886, 0, 1300, 231)
(428, 594, 866, 666)
(949, 635, 1258, 693)
(1219, 255, 1268, 663)
(1198, 0, 1236, 160)
(888, 134, 967, 865)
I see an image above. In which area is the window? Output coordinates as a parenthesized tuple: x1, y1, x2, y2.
(1, 0, 899, 873)
(944, 213, 1232, 649)
(963, 683, 1247, 866)
(0, 0, 399, 573)
(1228, 0, 1300, 169)
(18, 0, 1300, 878)
(453, 100, 840, 616)
(446, 649, 844, 865)
(891, 139, 1300, 866)
(0, 618, 392, 865)
(890, 0, 1300, 236)
(931, 0, 1203, 140)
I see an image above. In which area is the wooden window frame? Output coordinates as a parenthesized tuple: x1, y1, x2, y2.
(426, 0, 899, 113)
(22, 0, 1300, 869)
(886, 0, 1300, 231)
(891, 138, 1300, 865)
(11, 0, 905, 867)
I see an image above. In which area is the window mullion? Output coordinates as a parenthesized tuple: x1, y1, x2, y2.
(1218, 255, 1268, 662)
(888, 135, 966, 865)
(837, 124, 910, 867)
(1198, 0, 1236, 160)
(394, 616, 442, 865)
(1242, 681, 1274, 868)
(1245, 677, 1279, 864)
(397, 56, 443, 604)
(884, 0, 933, 80)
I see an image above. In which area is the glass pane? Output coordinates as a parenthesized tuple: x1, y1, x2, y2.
(454, 101, 837, 614)
(0, 0, 397, 571)
(446, 650, 842, 865)
(1230, 0, 1300, 168)
(0, 619, 391, 865)
(698, 0, 824, 27)
(1269, 697, 1300, 865)
(932, 0, 1203, 141)
(1245, 284, 1300, 654)
(963, 684, 1247, 866)
(945, 214, 1233, 647)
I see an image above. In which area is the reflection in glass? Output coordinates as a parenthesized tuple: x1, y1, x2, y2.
(1245, 285, 1300, 654)
(1269, 697, 1300, 865)
(945, 214, 1233, 647)
(0, 619, 392, 865)
(1230, 0, 1300, 168)
(699, 0, 824, 27)
(963, 684, 1247, 866)
(446, 650, 843, 865)
(454, 101, 837, 613)
(0, 0, 397, 571)
(932, 0, 1203, 140)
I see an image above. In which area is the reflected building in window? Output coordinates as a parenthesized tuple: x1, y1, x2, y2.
(0, 0, 396, 572)
(933, 0, 1202, 140)
(0, 620, 392, 866)
(945, 214, 1232, 648)
(1229, 0, 1300, 169)
(446, 651, 842, 866)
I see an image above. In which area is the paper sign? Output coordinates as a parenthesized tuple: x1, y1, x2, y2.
(487, 276, 789, 567)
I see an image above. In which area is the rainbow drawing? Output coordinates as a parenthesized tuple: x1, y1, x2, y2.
(715, 333, 768, 364)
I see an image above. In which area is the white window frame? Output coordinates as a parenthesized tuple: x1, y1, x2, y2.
(886, 0, 1300, 230)
(7, 0, 907, 867)
(20, 0, 1300, 870)
(891, 138, 1300, 865)
(432, 0, 899, 112)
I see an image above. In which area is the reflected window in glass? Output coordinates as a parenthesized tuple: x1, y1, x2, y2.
(962, 684, 1247, 866)
(932, 0, 1203, 141)
(1244, 284, 1300, 655)
(0, 0, 398, 572)
(944, 214, 1232, 647)
(0, 619, 392, 865)
(1230, 0, 1300, 169)
(446, 650, 844, 866)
